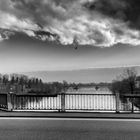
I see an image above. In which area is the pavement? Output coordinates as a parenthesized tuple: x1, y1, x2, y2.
(0, 110, 140, 119)
(0, 118, 140, 140)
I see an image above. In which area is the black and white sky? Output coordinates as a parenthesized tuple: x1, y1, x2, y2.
(0, 0, 140, 82)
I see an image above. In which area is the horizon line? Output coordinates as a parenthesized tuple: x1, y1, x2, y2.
(0, 64, 139, 75)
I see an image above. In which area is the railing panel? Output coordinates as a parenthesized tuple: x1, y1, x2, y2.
(118, 97, 140, 112)
(0, 94, 7, 109)
(9, 93, 140, 112)
(12, 95, 61, 110)
(64, 94, 116, 111)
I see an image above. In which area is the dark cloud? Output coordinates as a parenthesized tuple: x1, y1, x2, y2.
(34, 30, 59, 41)
(0, 28, 15, 41)
(11, 0, 69, 24)
(0, 0, 140, 47)
(84, 0, 140, 30)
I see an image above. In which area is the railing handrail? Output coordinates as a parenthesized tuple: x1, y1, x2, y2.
(122, 94, 140, 97)
(61, 93, 114, 96)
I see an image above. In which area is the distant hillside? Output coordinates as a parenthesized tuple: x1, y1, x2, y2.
(23, 66, 140, 83)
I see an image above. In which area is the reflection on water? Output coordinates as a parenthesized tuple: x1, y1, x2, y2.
(67, 87, 112, 94)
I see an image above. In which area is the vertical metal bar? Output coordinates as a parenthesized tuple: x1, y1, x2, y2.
(44, 97, 46, 109)
(26, 96, 28, 109)
(96, 95, 98, 110)
(71, 94, 73, 110)
(92, 95, 94, 110)
(91, 95, 93, 110)
(40, 97, 42, 109)
(34, 97, 37, 109)
(69, 95, 71, 110)
(77, 95, 79, 109)
(42, 97, 43, 110)
(28, 96, 30, 109)
(46, 97, 48, 109)
(109, 95, 111, 110)
(24, 96, 26, 109)
(38, 96, 39, 109)
(53, 97, 55, 109)
(22, 96, 25, 109)
(16, 96, 18, 109)
(55, 96, 57, 110)
(37, 96, 39, 109)
(99, 95, 100, 110)
(52, 97, 53, 110)
(54, 96, 56, 110)
(59, 95, 61, 110)
(20, 97, 22, 109)
(32, 97, 34, 109)
(38, 97, 40, 109)
(83, 95, 85, 109)
(49, 97, 51, 109)
(79, 95, 81, 110)
(41, 97, 42, 109)
(50, 97, 52, 109)
(33, 96, 35, 109)
(19, 97, 21, 109)
(30, 96, 31, 109)
(86, 95, 88, 110)
(65, 95, 67, 110)
(89, 95, 91, 110)
(80, 94, 83, 110)
(12, 95, 14, 110)
(44, 97, 46, 110)
(75, 95, 76, 110)
(32, 96, 35, 109)
(102, 95, 104, 110)
(53, 97, 54, 110)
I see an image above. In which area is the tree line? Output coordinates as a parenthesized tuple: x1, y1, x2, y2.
(0, 74, 111, 95)
(0, 74, 70, 95)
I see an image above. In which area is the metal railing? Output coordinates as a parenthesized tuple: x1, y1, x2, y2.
(0, 94, 8, 110)
(10, 93, 117, 112)
(1, 92, 140, 113)
(64, 94, 116, 111)
(11, 94, 61, 110)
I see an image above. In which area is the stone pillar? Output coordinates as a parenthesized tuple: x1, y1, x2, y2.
(61, 93, 65, 112)
(116, 92, 120, 113)
(7, 93, 13, 111)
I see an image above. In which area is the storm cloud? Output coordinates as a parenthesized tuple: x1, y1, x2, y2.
(0, 0, 140, 47)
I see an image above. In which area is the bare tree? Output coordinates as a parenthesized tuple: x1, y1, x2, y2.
(121, 68, 137, 94)
(111, 68, 137, 112)
(111, 68, 137, 95)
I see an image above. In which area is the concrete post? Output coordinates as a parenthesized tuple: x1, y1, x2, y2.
(116, 92, 120, 113)
(7, 93, 13, 111)
(131, 99, 134, 113)
(61, 93, 65, 112)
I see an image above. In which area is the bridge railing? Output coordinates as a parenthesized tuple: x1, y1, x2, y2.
(1, 92, 140, 113)
(11, 94, 61, 111)
(9, 93, 118, 112)
(0, 94, 8, 110)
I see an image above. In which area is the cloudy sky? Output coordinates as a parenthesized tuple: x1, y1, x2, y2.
(0, 0, 140, 82)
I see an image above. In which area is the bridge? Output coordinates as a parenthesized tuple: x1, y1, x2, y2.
(0, 84, 139, 113)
